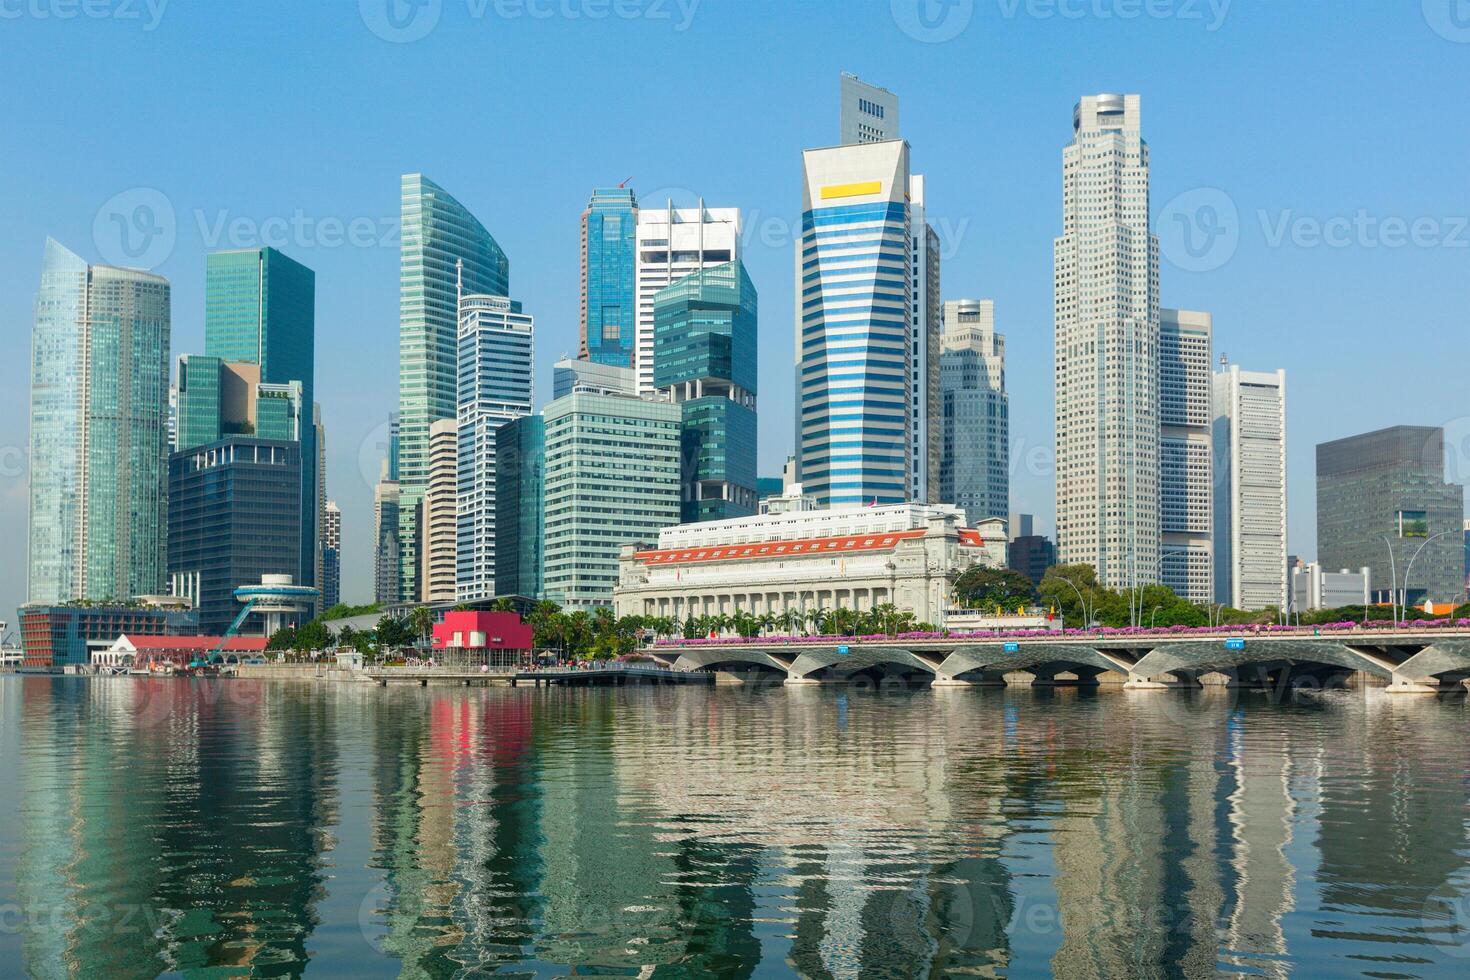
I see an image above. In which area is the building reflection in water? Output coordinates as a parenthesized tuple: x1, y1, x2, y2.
(9, 678, 1470, 976)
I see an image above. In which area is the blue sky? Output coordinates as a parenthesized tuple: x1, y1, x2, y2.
(1, 0, 1467, 618)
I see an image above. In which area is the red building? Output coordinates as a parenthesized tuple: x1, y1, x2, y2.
(431, 612, 534, 668)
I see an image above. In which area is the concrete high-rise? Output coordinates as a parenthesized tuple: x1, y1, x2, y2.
(909, 175, 942, 504)
(205, 247, 318, 604)
(398, 174, 509, 601)
(1212, 365, 1288, 610)
(542, 390, 682, 609)
(1317, 426, 1464, 606)
(456, 293, 534, 602)
(633, 201, 739, 396)
(27, 239, 170, 604)
(839, 72, 899, 145)
(939, 299, 1008, 526)
(421, 418, 458, 603)
(797, 139, 913, 507)
(1159, 309, 1214, 603)
(653, 260, 759, 522)
(1053, 94, 1161, 590)
(579, 186, 638, 368)
(322, 501, 341, 610)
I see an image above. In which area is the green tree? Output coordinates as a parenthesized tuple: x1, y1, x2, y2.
(376, 615, 412, 650)
(297, 619, 331, 651)
(267, 626, 297, 651)
(409, 606, 435, 647)
(953, 566, 1037, 611)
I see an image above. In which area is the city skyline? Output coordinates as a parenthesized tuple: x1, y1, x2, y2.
(3, 4, 1467, 616)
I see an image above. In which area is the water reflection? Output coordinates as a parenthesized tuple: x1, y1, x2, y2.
(5, 678, 1470, 977)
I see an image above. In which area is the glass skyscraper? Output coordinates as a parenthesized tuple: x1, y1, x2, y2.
(456, 294, 534, 602)
(398, 173, 509, 601)
(580, 186, 638, 368)
(168, 439, 303, 633)
(27, 239, 171, 604)
(495, 415, 546, 600)
(653, 260, 759, 522)
(796, 140, 913, 507)
(204, 247, 318, 598)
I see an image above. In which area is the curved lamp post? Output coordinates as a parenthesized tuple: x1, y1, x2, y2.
(1398, 528, 1457, 624)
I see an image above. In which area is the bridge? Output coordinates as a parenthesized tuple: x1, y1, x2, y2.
(647, 626, 1470, 693)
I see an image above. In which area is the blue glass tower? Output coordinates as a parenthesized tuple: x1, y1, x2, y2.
(653, 260, 759, 522)
(580, 187, 638, 368)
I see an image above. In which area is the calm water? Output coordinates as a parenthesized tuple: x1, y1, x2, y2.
(4, 677, 1470, 978)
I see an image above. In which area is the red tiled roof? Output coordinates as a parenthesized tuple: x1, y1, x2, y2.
(636, 529, 931, 566)
(121, 635, 268, 651)
(958, 529, 988, 547)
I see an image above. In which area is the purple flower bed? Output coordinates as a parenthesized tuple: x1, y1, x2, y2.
(653, 618, 1470, 647)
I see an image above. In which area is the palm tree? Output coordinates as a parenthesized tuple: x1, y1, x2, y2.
(409, 605, 435, 649)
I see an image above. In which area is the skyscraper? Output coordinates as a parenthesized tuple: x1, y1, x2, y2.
(398, 173, 509, 600)
(456, 293, 534, 602)
(653, 260, 759, 522)
(939, 299, 1008, 526)
(495, 415, 546, 600)
(169, 439, 303, 633)
(1159, 309, 1214, 603)
(633, 201, 740, 396)
(839, 73, 899, 145)
(909, 176, 942, 504)
(542, 390, 682, 608)
(1317, 426, 1463, 605)
(797, 139, 913, 507)
(168, 356, 307, 631)
(580, 186, 638, 368)
(421, 418, 458, 603)
(204, 247, 318, 601)
(1053, 93, 1161, 590)
(27, 239, 170, 604)
(373, 461, 401, 606)
(322, 501, 341, 610)
(1213, 365, 1288, 611)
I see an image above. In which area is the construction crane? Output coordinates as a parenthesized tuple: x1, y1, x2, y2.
(194, 600, 257, 668)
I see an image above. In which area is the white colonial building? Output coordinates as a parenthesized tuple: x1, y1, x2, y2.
(614, 504, 1006, 626)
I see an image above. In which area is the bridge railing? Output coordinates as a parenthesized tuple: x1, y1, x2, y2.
(654, 618, 1470, 648)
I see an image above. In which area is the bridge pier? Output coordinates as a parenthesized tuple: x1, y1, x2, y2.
(932, 675, 1002, 688)
(1124, 672, 1202, 690)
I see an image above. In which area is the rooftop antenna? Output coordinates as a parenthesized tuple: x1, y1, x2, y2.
(618, 177, 633, 188)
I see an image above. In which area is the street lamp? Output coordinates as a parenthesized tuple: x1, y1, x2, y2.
(1399, 529, 1458, 624)
(1380, 535, 1400, 625)
(1057, 576, 1094, 630)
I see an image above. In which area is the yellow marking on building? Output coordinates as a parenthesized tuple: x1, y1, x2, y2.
(820, 181, 882, 200)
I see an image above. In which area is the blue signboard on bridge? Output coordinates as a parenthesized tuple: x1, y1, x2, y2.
(1004, 642, 1020, 653)
(837, 645, 850, 655)
(1225, 638, 1246, 651)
